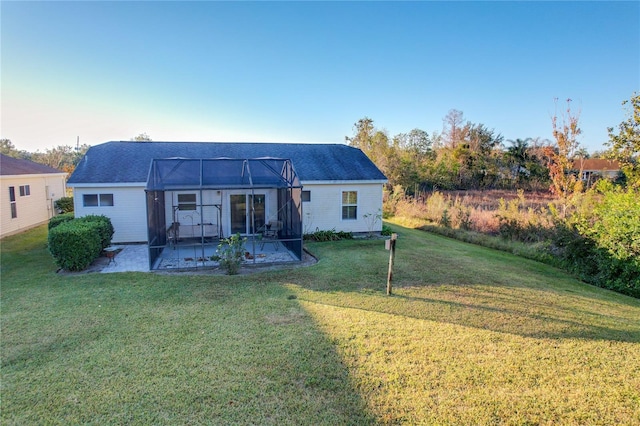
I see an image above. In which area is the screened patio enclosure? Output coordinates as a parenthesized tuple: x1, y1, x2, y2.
(145, 157, 303, 270)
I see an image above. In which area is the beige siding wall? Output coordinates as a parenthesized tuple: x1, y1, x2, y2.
(301, 183, 383, 234)
(73, 186, 147, 243)
(1, 174, 67, 238)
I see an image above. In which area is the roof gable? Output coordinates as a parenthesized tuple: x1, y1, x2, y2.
(68, 142, 387, 185)
(0, 154, 65, 176)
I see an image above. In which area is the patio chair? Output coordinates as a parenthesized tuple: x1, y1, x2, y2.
(260, 220, 282, 250)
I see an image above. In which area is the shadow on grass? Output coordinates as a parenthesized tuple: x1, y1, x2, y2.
(288, 285, 640, 343)
(2, 274, 378, 425)
(288, 226, 640, 343)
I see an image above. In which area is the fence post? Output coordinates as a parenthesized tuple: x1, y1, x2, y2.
(386, 233, 397, 295)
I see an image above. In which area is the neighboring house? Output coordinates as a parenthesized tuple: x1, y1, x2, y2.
(0, 154, 67, 239)
(572, 158, 621, 185)
(67, 142, 387, 265)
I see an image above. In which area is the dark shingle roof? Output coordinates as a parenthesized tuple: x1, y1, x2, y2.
(0, 154, 65, 176)
(68, 141, 387, 184)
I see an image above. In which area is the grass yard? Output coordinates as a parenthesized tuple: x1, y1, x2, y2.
(2, 224, 639, 425)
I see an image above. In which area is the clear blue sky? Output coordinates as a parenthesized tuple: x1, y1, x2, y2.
(2, 1, 638, 154)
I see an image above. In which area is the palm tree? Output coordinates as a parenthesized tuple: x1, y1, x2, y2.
(506, 138, 532, 182)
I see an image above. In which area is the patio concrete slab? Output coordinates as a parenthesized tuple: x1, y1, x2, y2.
(100, 244, 149, 273)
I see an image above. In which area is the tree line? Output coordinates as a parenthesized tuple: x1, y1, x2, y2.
(346, 96, 639, 195)
(1, 139, 90, 175)
(0, 133, 151, 175)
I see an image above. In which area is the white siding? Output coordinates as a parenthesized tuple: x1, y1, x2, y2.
(1, 174, 67, 238)
(301, 182, 383, 234)
(73, 186, 147, 243)
(164, 190, 224, 227)
(70, 183, 383, 242)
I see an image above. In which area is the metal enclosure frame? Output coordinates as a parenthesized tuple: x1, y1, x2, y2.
(145, 157, 303, 270)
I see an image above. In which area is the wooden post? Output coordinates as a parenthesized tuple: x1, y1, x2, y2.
(386, 233, 397, 295)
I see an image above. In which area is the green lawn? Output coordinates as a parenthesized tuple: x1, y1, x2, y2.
(2, 224, 639, 425)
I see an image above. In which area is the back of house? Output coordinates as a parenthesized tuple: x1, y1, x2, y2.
(67, 141, 387, 244)
(0, 154, 67, 238)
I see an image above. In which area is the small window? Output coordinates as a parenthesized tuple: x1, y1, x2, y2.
(99, 194, 114, 206)
(342, 191, 357, 220)
(178, 193, 197, 211)
(19, 185, 30, 196)
(9, 187, 17, 218)
(301, 190, 311, 202)
(83, 194, 99, 207)
(83, 193, 114, 207)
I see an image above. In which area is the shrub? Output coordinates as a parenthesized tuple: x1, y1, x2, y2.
(217, 233, 246, 275)
(304, 228, 353, 242)
(439, 209, 451, 228)
(48, 213, 75, 230)
(79, 215, 114, 249)
(48, 220, 103, 271)
(381, 224, 393, 236)
(47, 215, 114, 272)
(54, 196, 74, 213)
(550, 185, 640, 297)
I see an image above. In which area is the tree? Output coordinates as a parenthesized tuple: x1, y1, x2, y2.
(505, 138, 532, 183)
(132, 133, 152, 142)
(606, 92, 640, 188)
(548, 98, 582, 215)
(29, 144, 90, 174)
(394, 128, 432, 155)
(442, 109, 465, 148)
(345, 118, 375, 152)
(1, 139, 19, 157)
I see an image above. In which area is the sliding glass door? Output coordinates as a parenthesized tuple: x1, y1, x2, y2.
(230, 194, 265, 235)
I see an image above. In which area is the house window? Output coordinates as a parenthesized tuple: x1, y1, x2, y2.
(342, 191, 357, 220)
(83, 193, 114, 207)
(9, 186, 17, 218)
(301, 190, 311, 202)
(99, 194, 114, 206)
(178, 193, 197, 211)
(83, 194, 99, 207)
(19, 185, 31, 196)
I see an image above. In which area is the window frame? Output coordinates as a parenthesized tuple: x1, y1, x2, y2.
(177, 193, 197, 211)
(9, 186, 17, 218)
(83, 193, 114, 207)
(301, 190, 311, 202)
(19, 185, 30, 196)
(99, 194, 114, 206)
(341, 190, 358, 221)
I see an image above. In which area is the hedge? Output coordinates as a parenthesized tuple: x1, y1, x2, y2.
(48, 213, 75, 230)
(48, 215, 114, 271)
(54, 196, 74, 213)
(79, 215, 115, 249)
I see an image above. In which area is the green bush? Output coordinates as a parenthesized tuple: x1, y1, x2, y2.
(48, 221, 103, 271)
(381, 224, 393, 236)
(304, 228, 353, 242)
(48, 213, 75, 230)
(551, 185, 640, 297)
(54, 196, 74, 213)
(47, 215, 114, 271)
(217, 233, 246, 275)
(79, 215, 114, 249)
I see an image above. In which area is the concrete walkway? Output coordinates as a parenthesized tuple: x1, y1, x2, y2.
(100, 245, 149, 273)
